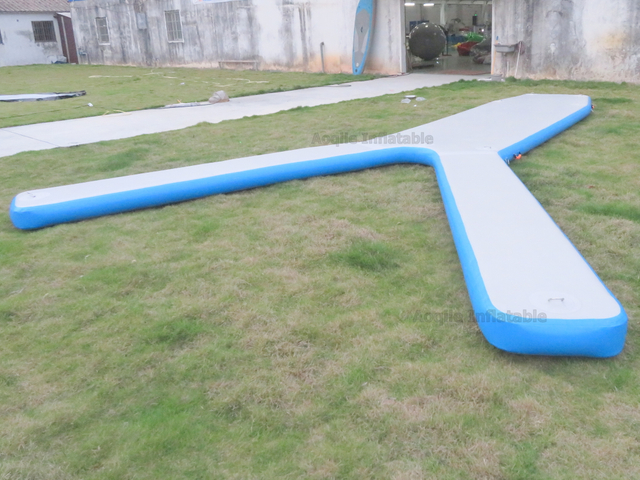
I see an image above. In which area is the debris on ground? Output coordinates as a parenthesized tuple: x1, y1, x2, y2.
(0, 91, 87, 102)
(163, 101, 209, 109)
(209, 91, 230, 104)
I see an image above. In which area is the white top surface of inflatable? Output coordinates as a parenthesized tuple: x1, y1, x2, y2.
(439, 152, 620, 320)
(15, 94, 586, 208)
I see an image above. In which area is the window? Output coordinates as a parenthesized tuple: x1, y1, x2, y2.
(32, 21, 56, 43)
(0, 30, 3, 45)
(164, 10, 183, 42)
(95, 17, 110, 44)
(136, 12, 148, 30)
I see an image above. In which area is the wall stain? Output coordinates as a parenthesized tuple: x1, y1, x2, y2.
(494, 0, 640, 82)
(298, 4, 310, 67)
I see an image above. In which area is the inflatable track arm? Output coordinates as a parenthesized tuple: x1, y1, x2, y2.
(10, 94, 627, 357)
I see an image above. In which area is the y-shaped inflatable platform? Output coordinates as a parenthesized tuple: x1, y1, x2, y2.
(10, 94, 627, 357)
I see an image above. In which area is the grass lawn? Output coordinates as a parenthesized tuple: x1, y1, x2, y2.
(0, 64, 376, 128)
(1, 79, 639, 479)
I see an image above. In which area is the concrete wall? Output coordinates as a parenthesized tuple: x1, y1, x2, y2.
(0, 12, 65, 67)
(493, 0, 640, 82)
(70, 0, 405, 75)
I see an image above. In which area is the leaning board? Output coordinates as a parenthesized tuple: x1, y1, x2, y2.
(9, 94, 628, 357)
(352, 0, 375, 75)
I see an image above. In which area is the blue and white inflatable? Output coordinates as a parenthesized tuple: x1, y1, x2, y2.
(10, 94, 627, 357)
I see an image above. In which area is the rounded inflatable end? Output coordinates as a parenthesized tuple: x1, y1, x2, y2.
(476, 308, 628, 358)
(9, 196, 30, 231)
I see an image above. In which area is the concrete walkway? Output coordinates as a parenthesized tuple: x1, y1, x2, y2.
(0, 73, 486, 158)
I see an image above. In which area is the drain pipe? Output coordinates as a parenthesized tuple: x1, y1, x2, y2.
(514, 41, 523, 79)
(320, 42, 325, 73)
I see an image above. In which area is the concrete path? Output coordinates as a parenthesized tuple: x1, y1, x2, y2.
(0, 73, 486, 158)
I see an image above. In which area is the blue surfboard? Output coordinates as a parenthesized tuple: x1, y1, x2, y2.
(352, 0, 375, 75)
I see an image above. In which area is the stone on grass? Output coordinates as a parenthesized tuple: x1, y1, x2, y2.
(209, 91, 230, 104)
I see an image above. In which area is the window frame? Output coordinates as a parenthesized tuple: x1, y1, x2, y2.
(95, 16, 110, 45)
(164, 10, 184, 43)
(32, 21, 56, 43)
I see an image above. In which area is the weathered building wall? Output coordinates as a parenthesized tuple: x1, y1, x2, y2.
(0, 12, 65, 67)
(493, 0, 640, 82)
(70, 0, 405, 75)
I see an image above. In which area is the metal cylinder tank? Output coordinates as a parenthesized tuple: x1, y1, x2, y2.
(408, 23, 447, 61)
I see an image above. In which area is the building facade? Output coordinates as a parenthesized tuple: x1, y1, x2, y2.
(68, 0, 640, 83)
(0, 0, 76, 67)
(69, 0, 490, 75)
(69, 0, 406, 74)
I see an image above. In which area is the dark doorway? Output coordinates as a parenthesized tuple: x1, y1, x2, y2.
(403, 2, 491, 76)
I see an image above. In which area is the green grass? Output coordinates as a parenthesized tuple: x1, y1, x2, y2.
(0, 64, 376, 128)
(1, 79, 639, 479)
(330, 239, 402, 272)
(577, 201, 640, 224)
